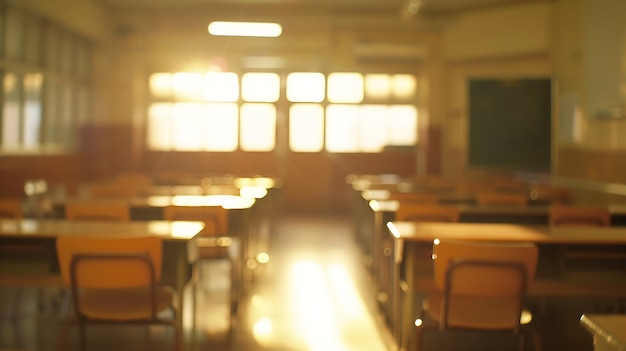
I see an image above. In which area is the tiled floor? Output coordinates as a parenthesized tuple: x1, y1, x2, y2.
(0, 211, 394, 351)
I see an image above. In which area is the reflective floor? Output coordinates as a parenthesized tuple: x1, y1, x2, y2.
(0, 211, 394, 351)
(0, 211, 605, 351)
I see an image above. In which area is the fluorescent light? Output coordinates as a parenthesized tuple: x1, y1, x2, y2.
(208, 21, 282, 37)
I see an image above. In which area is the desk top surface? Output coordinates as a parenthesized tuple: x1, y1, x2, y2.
(581, 314, 626, 350)
(369, 199, 626, 216)
(388, 221, 626, 244)
(54, 194, 256, 210)
(0, 219, 204, 240)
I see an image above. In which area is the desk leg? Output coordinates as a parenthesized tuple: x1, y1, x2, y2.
(401, 249, 415, 351)
(174, 239, 198, 351)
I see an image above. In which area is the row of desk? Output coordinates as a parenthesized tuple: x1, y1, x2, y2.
(348, 174, 626, 351)
(0, 175, 282, 350)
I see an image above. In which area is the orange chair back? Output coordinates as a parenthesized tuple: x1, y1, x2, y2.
(396, 203, 459, 223)
(476, 192, 527, 206)
(0, 198, 23, 219)
(549, 205, 610, 227)
(163, 205, 228, 236)
(56, 236, 163, 288)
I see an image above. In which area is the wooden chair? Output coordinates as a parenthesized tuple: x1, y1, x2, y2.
(396, 203, 459, 223)
(0, 198, 23, 219)
(162, 205, 237, 332)
(64, 201, 130, 221)
(549, 204, 617, 277)
(529, 185, 570, 204)
(86, 183, 138, 198)
(56, 236, 179, 351)
(388, 192, 439, 204)
(476, 192, 528, 206)
(415, 239, 541, 351)
(549, 204, 610, 227)
(113, 172, 153, 188)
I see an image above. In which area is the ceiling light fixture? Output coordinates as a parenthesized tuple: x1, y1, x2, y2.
(208, 21, 282, 37)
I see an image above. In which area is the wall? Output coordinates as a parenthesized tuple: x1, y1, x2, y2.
(554, 0, 626, 190)
(7, 0, 111, 40)
(439, 2, 554, 177)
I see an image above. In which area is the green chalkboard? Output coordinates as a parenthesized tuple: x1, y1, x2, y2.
(468, 78, 552, 171)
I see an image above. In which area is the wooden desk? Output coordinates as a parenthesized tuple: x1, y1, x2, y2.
(387, 221, 626, 351)
(0, 218, 204, 348)
(366, 199, 626, 324)
(581, 314, 626, 351)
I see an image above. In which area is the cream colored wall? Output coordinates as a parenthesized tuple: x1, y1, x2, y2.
(578, 0, 626, 151)
(443, 2, 553, 61)
(439, 2, 554, 177)
(7, 0, 111, 40)
(97, 11, 441, 127)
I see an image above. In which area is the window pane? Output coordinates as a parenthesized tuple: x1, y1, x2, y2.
(289, 104, 323, 152)
(387, 105, 418, 145)
(75, 42, 90, 79)
(45, 26, 60, 71)
(23, 73, 44, 149)
(173, 73, 203, 100)
(5, 9, 23, 60)
(24, 17, 42, 65)
(76, 85, 90, 125)
(147, 103, 174, 150)
(326, 104, 359, 152)
(392, 74, 416, 99)
(59, 32, 74, 74)
(360, 105, 388, 152)
(2, 73, 21, 149)
(203, 72, 239, 102)
(150, 73, 173, 98)
(286, 72, 325, 102)
(203, 103, 238, 151)
(59, 83, 75, 147)
(365, 74, 391, 100)
(242, 73, 280, 102)
(327, 73, 363, 103)
(171, 103, 210, 150)
(240, 103, 276, 151)
(43, 80, 59, 145)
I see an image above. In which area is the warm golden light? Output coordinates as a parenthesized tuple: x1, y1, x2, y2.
(208, 21, 282, 37)
(289, 104, 324, 152)
(257, 252, 270, 264)
(325, 105, 359, 152)
(239, 186, 268, 199)
(327, 73, 364, 103)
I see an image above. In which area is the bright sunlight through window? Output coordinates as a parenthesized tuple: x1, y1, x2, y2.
(286, 72, 325, 103)
(289, 104, 324, 152)
(147, 71, 417, 153)
(240, 103, 276, 151)
(327, 73, 363, 103)
(242, 72, 280, 102)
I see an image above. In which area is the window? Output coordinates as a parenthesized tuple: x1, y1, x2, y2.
(286, 72, 325, 103)
(0, 6, 93, 152)
(323, 73, 418, 152)
(241, 103, 276, 151)
(147, 70, 417, 153)
(289, 104, 324, 152)
(149, 71, 280, 152)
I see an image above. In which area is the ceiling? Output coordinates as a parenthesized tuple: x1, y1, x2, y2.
(92, 0, 531, 17)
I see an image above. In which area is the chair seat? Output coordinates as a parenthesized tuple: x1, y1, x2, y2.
(80, 285, 176, 320)
(424, 294, 522, 330)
